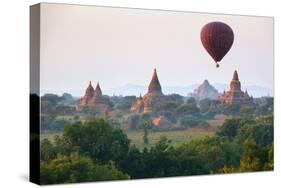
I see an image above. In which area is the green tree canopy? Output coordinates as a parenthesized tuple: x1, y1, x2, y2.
(176, 104, 200, 117)
(235, 123, 273, 147)
(176, 136, 242, 174)
(40, 153, 129, 185)
(216, 117, 255, 139)
(60, 120, 130, 163)
(240, 139, 268, 172)
(41, 139, 56, 162)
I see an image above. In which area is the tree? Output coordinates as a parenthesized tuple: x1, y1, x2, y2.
(216, 117, 255, 139)
(146, 136, 177, 177)
(119, 145, 147, 179)
(41, 94, 62, 106)
(158, 111, 177, 123)
(176, 136, 242, 174)
(137, 113, 152, 144)
(91, 161, 130, 181)
(41, 117, 69, 133)
(121, 136, 178, 178)
(186, 97, 196, 105)
(154, 101, 180, 113)
(223, 104, 241, 115)
(256, 97, 273, 115)
(263, 144, 274, 170)
(128, 114, 140, 130)
(256, 113, 273, 124)
(235, 123, 273, 147)
(40, 153, 129, 185)
(176, 104, 200, 117)
(199, 98, 211, 113)
(61, 120, 130, 163)
(219, 166, 238, 173)
(239, 139, 268, 172)
(166, 94, 184, 104)
(107, 117, 121, 129)
(115, 96, 137, 111)
(40, 153, 95, 184)
(180, 115, 200, 128)
(61, 93, 75, 104)
(41, 139, 56, 162)
(54, 134, 73, 157)
(239, 106, 254, 117)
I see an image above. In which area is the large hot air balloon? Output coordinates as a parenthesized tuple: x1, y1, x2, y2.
(200, 22, 234, 68)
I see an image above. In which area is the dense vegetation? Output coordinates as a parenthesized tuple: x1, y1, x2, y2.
(38, 93, 274, 184)
(40, 114, 273, 185)
(40, 93, 273, 134)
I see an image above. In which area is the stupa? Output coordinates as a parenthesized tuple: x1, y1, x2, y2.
(79, 81, 94, 107)
(219, 70, 253, 105)
(131, 69, 164, 113)
(188, 80, 219, 100)
(78, 81, 111, 114)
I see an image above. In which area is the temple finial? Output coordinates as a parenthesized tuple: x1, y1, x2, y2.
(95, 81, 102, 95)
(148, 68, 162, 94)
(232, 70, 239, 81)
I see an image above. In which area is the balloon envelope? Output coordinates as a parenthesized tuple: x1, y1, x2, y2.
(200, 22, 234, 64)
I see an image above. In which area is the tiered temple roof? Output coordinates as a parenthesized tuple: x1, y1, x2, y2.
(131, 68, 164, 113)
(79, 81, 94, 106)
(92, 82, 102, 103)
(148, 69, 163, 94)
(188, 79, 219, 100)
(219, 70, 253, 105)
(78, 81, 111, 113)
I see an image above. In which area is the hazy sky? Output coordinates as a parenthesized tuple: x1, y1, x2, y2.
(40, 3, 274, 96)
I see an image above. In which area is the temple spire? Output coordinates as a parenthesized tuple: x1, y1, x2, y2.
(219, 70, 253, 105)
(230, 70, 241, 91)
(148, 68, 162, 94)
(232, 70, 239, 81)
(95, 82, 102, 95)
(78, 81, 94, 108)
(85, 80, 94, 95)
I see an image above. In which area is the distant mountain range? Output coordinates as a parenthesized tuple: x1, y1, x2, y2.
(104, 83, 273, 98)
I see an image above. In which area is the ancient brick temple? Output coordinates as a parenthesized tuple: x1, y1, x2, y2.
(188, 80, 219, 100)
(79, 81, 95, 107)
(78, 81, 111, 113)
(131, 69, 165, 113)
(219, 70, 253, 105)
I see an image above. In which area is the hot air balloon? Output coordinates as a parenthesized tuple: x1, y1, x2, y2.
(200, 22, 234, 68)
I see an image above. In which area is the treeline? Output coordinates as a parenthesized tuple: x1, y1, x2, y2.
(40, 115, 273, 185)
(41, 93, 77, 132)
(40, 120, 130, 184)
(40, 91, 273, 133)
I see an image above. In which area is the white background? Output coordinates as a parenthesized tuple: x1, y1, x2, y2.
(0, 0, 279, 187)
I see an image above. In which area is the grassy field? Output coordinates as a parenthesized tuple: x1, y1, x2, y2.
(41, 115, 227, 149)
(127, 115, 227, 149)
(127, 128, 214, 149)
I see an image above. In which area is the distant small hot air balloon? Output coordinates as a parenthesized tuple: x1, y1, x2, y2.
(200, 22, 234, 68)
